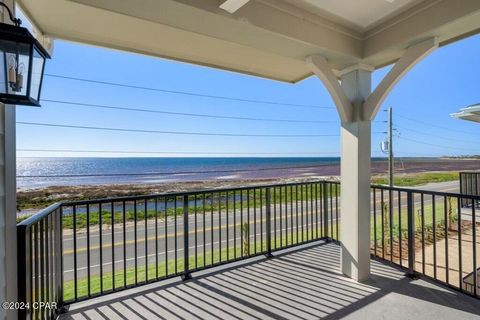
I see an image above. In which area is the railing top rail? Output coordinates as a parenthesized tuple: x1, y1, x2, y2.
(371, 183, 480, 200)
(17, 202, 62, 227)
(459, 171, 480, 174)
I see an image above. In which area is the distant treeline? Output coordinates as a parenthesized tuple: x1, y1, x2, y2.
(442, 155, 480, 159)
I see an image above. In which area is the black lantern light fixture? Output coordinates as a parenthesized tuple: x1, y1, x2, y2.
(0, 2, 50, 106)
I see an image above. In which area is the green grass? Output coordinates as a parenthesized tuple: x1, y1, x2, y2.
(372, 172, 458, 187)
(32, 185, 340, 230)
(370, 196, 458, 250)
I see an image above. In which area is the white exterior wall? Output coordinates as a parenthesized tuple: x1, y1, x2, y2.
(0, 1, 18, 319)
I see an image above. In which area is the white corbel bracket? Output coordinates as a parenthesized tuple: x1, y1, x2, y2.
(307, 37, 438, 123)
(363, 37, 438, 120)
(306, 55, 352, 123)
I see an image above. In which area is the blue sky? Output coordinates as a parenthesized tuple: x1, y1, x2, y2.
(16, 34, 480, 158)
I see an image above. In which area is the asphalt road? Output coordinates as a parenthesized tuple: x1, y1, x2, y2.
(61, 180, 462, 282)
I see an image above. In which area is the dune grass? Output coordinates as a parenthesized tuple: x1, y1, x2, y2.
(372, 172, 458, 187)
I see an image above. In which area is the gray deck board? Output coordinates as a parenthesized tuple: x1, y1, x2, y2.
(60, 242, 480, 320)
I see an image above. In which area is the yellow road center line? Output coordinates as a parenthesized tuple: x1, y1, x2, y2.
(63, 211, 325, 255)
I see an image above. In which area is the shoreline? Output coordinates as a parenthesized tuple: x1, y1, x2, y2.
(17, 157, 480, 215)
(17, 175, 334, 215)
(16, 171, 457, 216)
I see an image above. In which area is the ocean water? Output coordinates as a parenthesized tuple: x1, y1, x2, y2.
(17, 157, 348, 188)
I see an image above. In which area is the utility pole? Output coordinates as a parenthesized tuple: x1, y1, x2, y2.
(388, 107, 394, 187)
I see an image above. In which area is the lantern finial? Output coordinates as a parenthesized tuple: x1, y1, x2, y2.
(0, 2, 21, 26)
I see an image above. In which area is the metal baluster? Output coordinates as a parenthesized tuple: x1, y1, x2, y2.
(407, 191, 415, 277)
(273, 187, 277, 250)
(260, 189, 263, 252)
(301, 184, 304, 242)
(182, 195, 191, 280)
(219, 192, 222, 262)
(226, 192, 229, 260)
(58, 207, 64, 310)
(211, 193, 214, 265)
(444, 196, 449, 285)
(266, 188, 273, 258)
(335, 184, 339, 241)
(389, 189, 393, 262)
(330, 184, 334, 240)
(134, 200, 138, 285)
(155, 199, 158, 280)
(248, 190, 251, 256)
(123, 201, 126, 287)
(254, 189, 257, 254)
(279, 187, 283, 247)
(311, 183, 314, 240)
(165, 198, 168, 277)
(99, 203, 103, 293)
(195, 195, 198, 269)
(240, 190, 244, 257)
(40, 220, 45, 319)
(296, 185, 299, 244)
(472, 202, 477, 296)
(73, 206, 77, 300)
(234, 190, 237, 259)
(373, 188, 377, 256)
(34, 224, 39, 317)
(381, 189, 385, 259)
(111, 202, 115, 289)
(174, 198, 178, 274)
(203, 194, 206, 267)
(458, 196, 463, 290)
(144, 200, 148, 282)
(87, 204, 91, 296)
(433, 195, 437, 279)
(421, 194, 425, 274)
(398, 190, 402, 266)
(322, 182, 328, 240)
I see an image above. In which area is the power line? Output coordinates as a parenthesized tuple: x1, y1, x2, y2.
(397, 136, 474, 151)
(16, 148, 339, 156)
(396, 114, 479, 136)
(395, 125, 479, 144)
(16, 164, 335, 178)
(42, 99, 338, 124)
(16, 121, 346, 137)
(44, 74, 334, 110)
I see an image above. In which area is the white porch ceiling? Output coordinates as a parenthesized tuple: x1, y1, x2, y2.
(283, 0, 423, 31)
(17, 0, 480, 82)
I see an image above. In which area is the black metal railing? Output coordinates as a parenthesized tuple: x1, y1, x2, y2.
(17, 180, 339, 319)
(17, 204, 64, 320)
(370, 185, 480, 298)
(460, 172, 480, 208)
(18, 179, 480, 320)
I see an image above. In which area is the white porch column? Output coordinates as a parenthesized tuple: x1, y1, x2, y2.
(307, 37, 437, 282)
(339, 67, 372, 282)
(0, 1, 18, 319)
(0, 104, 16, 320)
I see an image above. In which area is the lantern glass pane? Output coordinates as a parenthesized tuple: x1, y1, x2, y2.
(0, 39, 30, 97)
(29, 47, 44, 102)
(0, 51, 6, 94)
